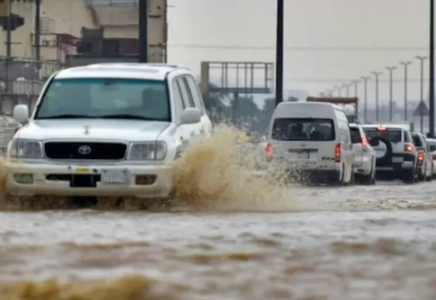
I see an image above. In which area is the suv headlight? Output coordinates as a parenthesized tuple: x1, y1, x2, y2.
(9, 139, 43, 159)
(128, 141, 167, 161)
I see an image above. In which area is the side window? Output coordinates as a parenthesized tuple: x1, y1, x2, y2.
(171, 79, 184, 120)
(185, 75, 204, 114)
(180, 77, 195, 108)
(176, 78, 191, 108)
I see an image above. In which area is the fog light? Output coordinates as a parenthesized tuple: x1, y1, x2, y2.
(14, 173, 33, 184)
(135, 175, 156, 185)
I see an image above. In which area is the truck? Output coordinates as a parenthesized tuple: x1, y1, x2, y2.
(306, 97, 360, 123)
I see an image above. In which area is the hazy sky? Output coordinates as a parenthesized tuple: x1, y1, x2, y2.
(167, 0, 431, 107)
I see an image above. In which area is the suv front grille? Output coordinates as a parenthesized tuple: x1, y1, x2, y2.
(44, 142, 127, 160)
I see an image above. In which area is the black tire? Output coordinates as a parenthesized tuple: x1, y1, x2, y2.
(403, 166, 417, 184)
(418, 165, 426, 182)
(362, 162, 376, 185)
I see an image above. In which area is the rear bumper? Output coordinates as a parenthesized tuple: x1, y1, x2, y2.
(375, 153, 415, 171)
(287, 169, 341, 183)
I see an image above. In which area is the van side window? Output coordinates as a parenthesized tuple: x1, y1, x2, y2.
(171, 79, 185, 120)
(185, 75, 204, 114)
(176, 78, 192, 108)
(179, 77, 195, 108)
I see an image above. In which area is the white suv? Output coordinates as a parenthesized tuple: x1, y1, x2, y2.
(5, 63, 212, 201)
(349, 123, 376, 184)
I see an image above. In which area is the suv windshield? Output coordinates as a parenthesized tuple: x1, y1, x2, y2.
(35, 78, 170, 121)
(364, 128, 402, 143)
(272, 118, 335, 141)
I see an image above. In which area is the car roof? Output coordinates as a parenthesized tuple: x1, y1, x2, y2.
(349, 123, 360, 127)
(54, 63, 190, 81)
(361, 124, 410, 131)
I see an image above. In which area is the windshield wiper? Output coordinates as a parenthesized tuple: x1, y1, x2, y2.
(37, 114, 98, 120)
(99, 114, 165, 121)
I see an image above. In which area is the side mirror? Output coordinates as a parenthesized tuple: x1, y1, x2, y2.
(369, 139, 379, 147)
(180, 107, 201, 124)
(13, 104, 29, 122)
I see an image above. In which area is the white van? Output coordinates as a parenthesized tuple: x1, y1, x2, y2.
(266, 102, 354, 184)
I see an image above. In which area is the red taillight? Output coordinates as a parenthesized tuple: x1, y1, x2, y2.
(361, 136, 368, 147)
(418, 151, 424, 164)
(334, 143, 341, 162)
(266, 143, 273, 157)
(404, 143, 415, 153)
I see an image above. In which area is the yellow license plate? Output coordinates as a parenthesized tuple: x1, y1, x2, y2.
(75, 168, 90, 174)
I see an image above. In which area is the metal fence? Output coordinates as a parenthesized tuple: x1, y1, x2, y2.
(0, 57, 66, 97)
(0, 57, 67, 151)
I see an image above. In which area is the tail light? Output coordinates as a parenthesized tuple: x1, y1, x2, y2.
(418, 151, 424, 165)
(334, 143, 341, 162)
(361, 136, 368, 147)
(266, 143, 273, 157)
(404, 143, 415, 153)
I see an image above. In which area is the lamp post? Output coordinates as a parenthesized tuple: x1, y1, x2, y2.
(351, 80, 359, 97)
(343, 83, 352, 97)
(417, 56, 428, 132)
(334, 85, 342, 97)
(275, 0, 284, 106)
(372, 71, 383, 122)
(400, 61, 412, 121)
(386, 66, 397, 122)
(361, 76, 371, 122)
(430, 0, 435, 137)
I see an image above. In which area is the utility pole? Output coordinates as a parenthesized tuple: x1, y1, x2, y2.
(417, 55, 428, 132)
(35, 0, 41, 61)
(343, 83, 352, 97)
(5, 0, 11, 93)
(400, 61, 412, 121)
(430, 0, 435, 137)
(334, 85, 342, 97)
(386, 66, 397, 122)
(275, 0, 284, 106)
(351, 80, 359, 97)
(361, 76, 371, 122)
(372, 71, 383, 122)
(139, 0, 148, 63)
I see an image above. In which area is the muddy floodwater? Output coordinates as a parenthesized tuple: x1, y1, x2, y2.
(1, 127, 436, 300)
(1, 183, 436, 300)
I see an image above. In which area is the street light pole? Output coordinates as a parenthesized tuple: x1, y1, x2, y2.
(400, 61, 412, 121)
(334, 85, 342, 97)
(275, 0, 284, 106)
(417, 56, 428, 132)
(386, 66, 397, 122)
(372, 71, 383, 122)
(139, 0, 149, 63)
(430, 0, 435, 137)
(351, 80, 359, 97)
(361, 76, 371, 122)
(343, 83, 352, 97)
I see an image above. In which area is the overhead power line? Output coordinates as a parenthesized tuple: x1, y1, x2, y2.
(168, 44, 429, 52)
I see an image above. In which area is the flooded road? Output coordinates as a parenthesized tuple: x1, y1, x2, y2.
(1, 182, 436, 300)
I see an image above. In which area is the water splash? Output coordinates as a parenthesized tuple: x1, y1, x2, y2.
(170, 124, 295, 211)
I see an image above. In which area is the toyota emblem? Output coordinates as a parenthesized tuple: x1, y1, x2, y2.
(78, 145, 92, 155)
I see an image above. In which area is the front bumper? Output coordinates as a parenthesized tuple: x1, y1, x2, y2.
(6, 160, 173, 198)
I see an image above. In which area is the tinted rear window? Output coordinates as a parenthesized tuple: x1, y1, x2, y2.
(365, 128, 402, 143)
(350, 127, 361, 144)
(272, 118, 335, 141)
(412, 135, 422, 147)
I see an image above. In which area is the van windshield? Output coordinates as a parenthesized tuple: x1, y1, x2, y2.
(272, 118, 335, 141)
(364, 128, 402, 143)
(35, 78, 170, 121)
